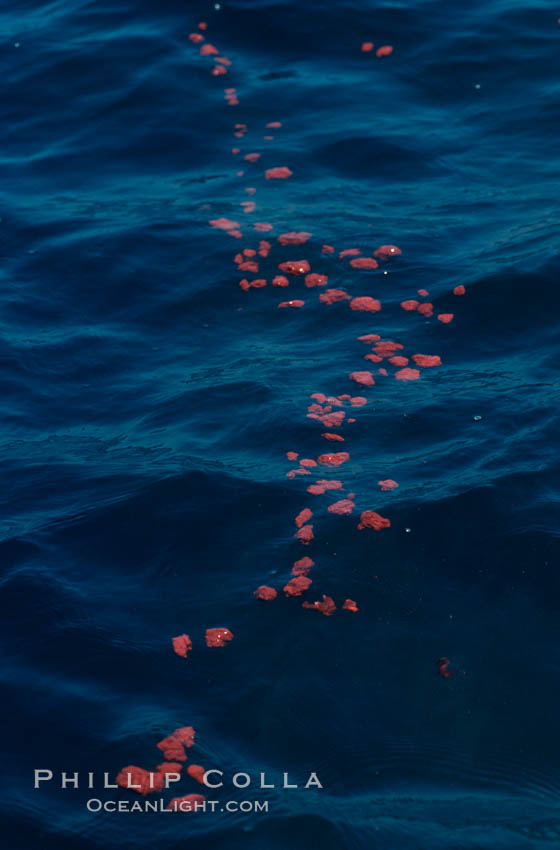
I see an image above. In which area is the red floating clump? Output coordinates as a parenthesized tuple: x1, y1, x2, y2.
(350, 396, 367, 406)
(374, 340, 403, 356)
(378, 479, 399, 491)
(418, 288, 429, 296)
(350, 257, 379, 269)
(200, 43, 219, 55)
(237, 260, 259, 272)
(412, 354, 442, 367)
(198, 22, 208, 30)
(265, 167, 293, 179)
(305, 273, 328, 288)
(339, 248, 361, 258)
(209, 217, 240, 231)
(211, 65, 227, 76)
(187, 765, 207, 784)
(322, 244, 335, 254)
(358, 333, 381, 344)
(116, 766, 164, 795)
(299, 458, 318, 467)
(189, 33, 204, 43)
(278, 259, 311, 275)
(302, 595, 336, 616)
(373, 244, 401, 259)
(278, 300, 304, 308)
(378, 367, 388, 376)
(349, 371, 375, 386)
(286, 451, 299, 460)
(216, 56, 232, 66)
(272, 275, 289, 287)
(295, 524, 314, 544)
(277, 231, 312, 245)
(320, 288, 350, 304)
(343, 599, 359, 612)
(358, 511, 391, 530)
(350, 257, 378, 269)
(417, 302, 434, 317)
(254, 585, 278, 601)
(266, 121, 282, 128)
(438, 313, 454, 323)
(205, 628, 234, 648)
(172, 634, 192, 658)
(244, 153, 261, 162)
(254, 222, 274, 232)
(328, 497, 355, 515)
(239, 278, 266, 290)
(322, 432, 345, 441)
(401, 299, 419, 311)
(453, 285, 466, 296)
(307, 479, 343, 495)
(318, 452, 350, 467)
(395, 367, 420, 381)
(437, 657, 455, 678)
(361, 42, 374, 52)
(258, 240, 271, 257)
(349, 296, 381, 313)
(389, 355, 408, 366)
(292, 556, 314, 576)
(284, 575, 312, 596)
(295, 508, 313, 528)
(167, 794, 206, 812)
(364, 353, 382, 363)
(376, 45, 393, 57)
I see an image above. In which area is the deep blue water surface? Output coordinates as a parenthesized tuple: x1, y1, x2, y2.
(1, 1, 560, 848)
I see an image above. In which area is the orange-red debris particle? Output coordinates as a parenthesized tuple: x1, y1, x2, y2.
(401, 299, 419, 311)
(395, 367, 420, 381)
(302, 595, 336, 616)
(299, 458, 318, 468)
(295, 524, 314, 544)
(318, 451, 350, 467)
(453, 285, 466, 295)
(209, 217, 240, 231)
(286, 451, 299, 460)
(328, 497, 355, 515)
(254, 222, 274, 232)
(418, 288, 429, 296)
(376, 45, 393, 57)
(265, 167, 293, 179)
(116, 767, 164, 795)
(305, 273, 328, 287)
(198, 22, 207, 30)
(237, 260, 259, 272)
(322, 244, 335, 254)
(358, 511, 391, 530)
(292, 556, 314, 576)
(284, 576, 312, 596)
(167, 794, 206, 812)
(211, 65, 227, 76)
(349, 296, 381, 312)
(339, 248, 361, 258)
(272, 275, 289, 287)
(244, 152, 261, 162)
(437, 657, 455, 678)
(358, 333, 381, 344)
(266, 121, 282, 128)
(378, 479, 399, 491)
(295, 508, 313, 528)
(172, 634, 192, 658)
(277, 231, 312, 245)
(322, 432, 345, 441)
(343, 599, 359, 612)
(373, 244, 401, 259)
(189, 33, 204, 43)
(278, 259, 310, 275)
(361, 42, 374, 52)
(200, 44, 219, 55)
(389, 355, 408, 366)
(187, 765, 206, 784)
(350, 396, 367, 406)
(205, 628, 234, 648)
(417, 302, 434, 317)
(412, 354, 442, 367)
(374, 340, 403, 355)
(320, 288, 350, 304)
(278, 300, 304, 308)
(350, 257, 379, 269)
(307, 479, 343, 495)
(254, 585, 278, 601)
(349, 370, 375, 386)
(437, 313, 454, 323)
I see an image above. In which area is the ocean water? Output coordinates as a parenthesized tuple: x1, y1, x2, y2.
(1, 1, 560, 847)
